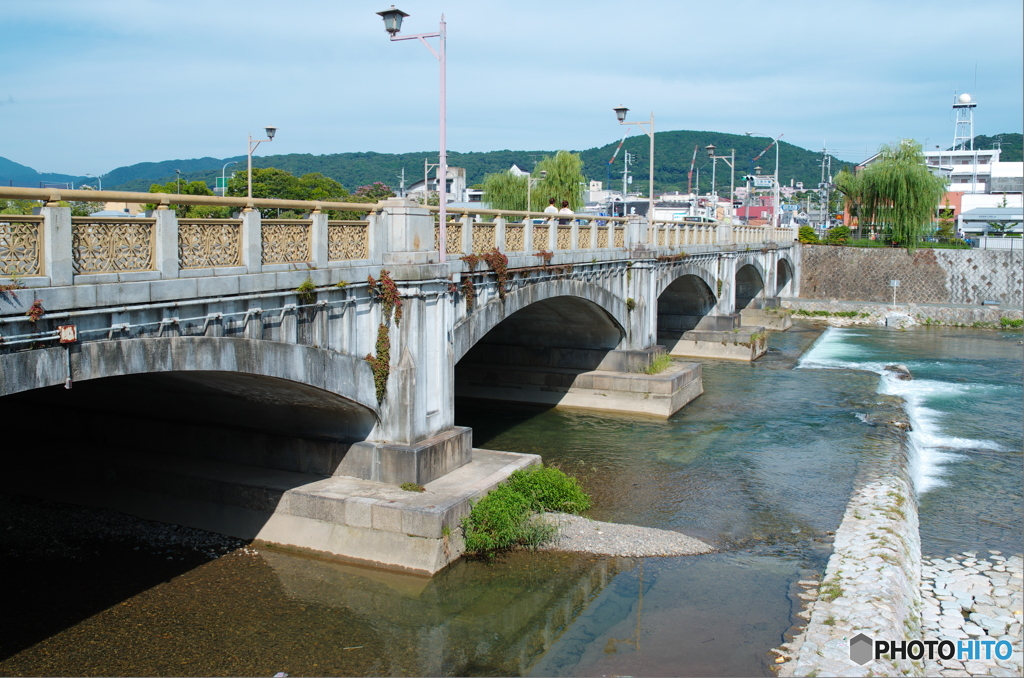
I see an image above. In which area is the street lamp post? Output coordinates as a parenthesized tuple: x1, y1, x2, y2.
(175, 169, 182, 194)
(745, 132, 782, 227)
(613, 106, 654, 225)
(221, 161, 238, 196)
(705, 144, 735, 221)
(85, 173, 103, 191)
(378, 6, 448, 263)
(247, 126, 277, 199)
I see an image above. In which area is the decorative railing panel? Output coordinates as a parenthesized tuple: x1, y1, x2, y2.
(434, 222, 462, 254)
(472, 223, 496, 253)
(262, 220, 311, 264)
(596, 227, 609, 249)
(613, 227, 625, 248)
(72, 218, 156, 274)
(505, 225, 524, 252)
(0, 215, 42, 276)
(556, 226, 571, 250)
(532, 224, 549, 251)
(328, 221, 369, 260)
(178, 219, 242, 269)
(578, 226, 592, 249)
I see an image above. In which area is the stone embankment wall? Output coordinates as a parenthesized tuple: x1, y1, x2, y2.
(799, 245, 1023, 309)
(775, 406, 923, 677)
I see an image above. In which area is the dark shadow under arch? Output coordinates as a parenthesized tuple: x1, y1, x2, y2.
(657, 274, 718, 335)
(735, 264, 765, 310)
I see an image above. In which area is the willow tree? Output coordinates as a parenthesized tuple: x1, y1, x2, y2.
(481, 171, 528, 212)
(857, 140, 947, 251)
(482, 150, 586, 213)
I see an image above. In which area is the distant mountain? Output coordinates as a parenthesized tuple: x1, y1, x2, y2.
(95, 131, 854, 196)
(0, 156, 83, 188)
(11, 128, 1018, 197)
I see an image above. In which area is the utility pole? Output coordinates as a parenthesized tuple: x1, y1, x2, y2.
(398, 168, 406, 197)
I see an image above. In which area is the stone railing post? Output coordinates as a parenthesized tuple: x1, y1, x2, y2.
(240, 208, 263, 273)
(717, 220, 733, 246)
(570, 220, 579, 250)
(494, 216, 506, 252)
(523, 218, 534, 253)
(37, 204, 73, 286)
(460, 213, 473, 255)
(378, 197, 435, 265)
(153, 208, 179, 279)
(308, 210, 329, 268)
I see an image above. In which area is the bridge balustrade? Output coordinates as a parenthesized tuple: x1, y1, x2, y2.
(0, 186, 794, 289)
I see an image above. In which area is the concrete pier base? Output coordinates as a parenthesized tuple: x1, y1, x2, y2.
(6, 446, 540, 575)
(740, 307, 793, 331)
(661, 327, 768, 362)
(456, 362, 703, 418)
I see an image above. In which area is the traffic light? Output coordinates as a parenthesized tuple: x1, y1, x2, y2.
(743, 175, 755, 182)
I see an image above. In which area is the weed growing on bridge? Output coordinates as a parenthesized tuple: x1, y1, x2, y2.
(26, 299, 45, 323)
(481, 248, 509, 301)
(459, 253, 480, 271)
(462, 465, 591, 559)
(626, 298, 636, 313)
(400, 482, 426, 492)
(460, 277, 475, 312)
(295, 277, 317, 305)
(535, 250, 553, 266)
(642, 353, 673, 374)
(365, 270, 402, 403)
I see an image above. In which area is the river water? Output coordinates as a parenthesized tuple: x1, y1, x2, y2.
(1, 322, 1020, 677)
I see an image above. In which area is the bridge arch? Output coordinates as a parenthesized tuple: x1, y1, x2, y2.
(735, 262, 766, 310)
(776, 256, 795, 297)
(1, 337, 379, 449)
(452, 277, 628, 363)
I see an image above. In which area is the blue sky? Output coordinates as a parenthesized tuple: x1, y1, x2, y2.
(2, 0, 1021, 176)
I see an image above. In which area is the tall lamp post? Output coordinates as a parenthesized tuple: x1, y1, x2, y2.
(175, 169, 182, 194)
(247, 125, 277, 199)
(85, 173, 103, 191)
(745, 132, 782, 227)
(705, 144, 735, 221)
(378, 6, 448, 263)
(613, 106, 654, 224)
(220, 161, 238, 196)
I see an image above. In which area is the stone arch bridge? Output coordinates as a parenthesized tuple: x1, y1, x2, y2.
(0, 188, 799, 573)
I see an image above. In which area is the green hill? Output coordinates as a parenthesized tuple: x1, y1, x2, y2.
(103, 131, 851, 197)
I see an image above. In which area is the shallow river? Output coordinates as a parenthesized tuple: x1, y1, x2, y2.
(1, 322, 1020, 676)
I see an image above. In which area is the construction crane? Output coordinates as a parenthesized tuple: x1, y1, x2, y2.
(686, 144, 698, 194)
(749, 134, 783, 174)
(606, 129, 632, 189)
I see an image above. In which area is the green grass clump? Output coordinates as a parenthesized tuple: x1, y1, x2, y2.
(461, 465, 591, 559)
(505, 465, 592, 514)
(1000, 317, 1023, 328)
(642, 353, 674, 375)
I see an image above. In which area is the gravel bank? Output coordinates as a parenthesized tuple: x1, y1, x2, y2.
(538, 512, 715, 557)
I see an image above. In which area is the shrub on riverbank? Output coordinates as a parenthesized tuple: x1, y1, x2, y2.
(461, 465, 591, 559)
